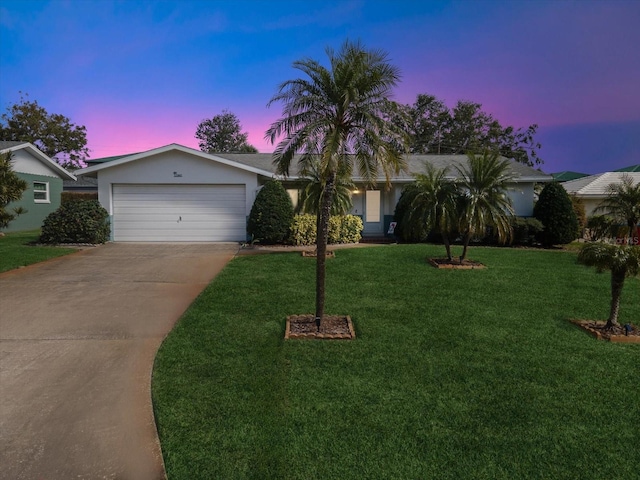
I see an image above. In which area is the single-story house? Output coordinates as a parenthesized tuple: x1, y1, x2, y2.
(0, 141, 76, 233)
(562, 171, 640, 217)
(76, 143, 552, 242)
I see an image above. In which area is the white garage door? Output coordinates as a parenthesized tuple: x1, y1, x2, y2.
(112, 184, 246, 241)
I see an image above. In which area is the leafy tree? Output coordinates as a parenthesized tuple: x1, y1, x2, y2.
(406, 164, 458, 259)
(404, 94, 541, 166)
(266, 40, 408, 327)
(195, 110, 258, 153)
(595, 174, 640, 242)
(578, 242, 640, 328)
(456, 151, 515, 261)
(0, 152, 28, 229)
(0, 93, 89, 169)
(534, 182, 579, 247)
(247, 180, 294, 244)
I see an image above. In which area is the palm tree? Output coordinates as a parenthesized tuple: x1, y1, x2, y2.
(296, 160, 354, 216)
(408, 163, 458, 260)
(265, 40, 408, 328)
(455, 151, 515, 262)
(578, 242, 640, 328)
(595, 174, 640, 242)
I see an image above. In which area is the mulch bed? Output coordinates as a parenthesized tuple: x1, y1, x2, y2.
(285, 314, 355, 340)
(428, 258, 485, 269)
(570, 319, 640, 343)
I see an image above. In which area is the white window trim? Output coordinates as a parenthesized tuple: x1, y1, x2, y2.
(34, 181, 50, 204)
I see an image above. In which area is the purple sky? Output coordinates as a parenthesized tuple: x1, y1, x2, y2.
(1, 0, 639, 174)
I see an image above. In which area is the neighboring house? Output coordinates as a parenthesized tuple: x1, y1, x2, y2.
(614, 164, 640, 172)
(63, 175, 98, 193)
(551, 171, 589, 182)
(0, 141, 76, 233)
(76, 143, 552, 242)
(562, 171, 640, 217)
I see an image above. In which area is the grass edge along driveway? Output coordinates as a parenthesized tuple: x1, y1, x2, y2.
(153, 244, 640, 480)
(0, 230, 77, 273)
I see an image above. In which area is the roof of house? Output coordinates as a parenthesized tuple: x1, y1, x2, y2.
(0, 141, 76, 181)
(77, 143, 276, 178)
(551, 171, 589, 182)
(187, 151, 552, 183)
(78, 143, 552, 183)
(562, 172, 640, 196)
(614, 164, 640, 172)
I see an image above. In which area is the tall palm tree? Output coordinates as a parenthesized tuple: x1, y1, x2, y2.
(595, 174, 640, 242)
(408, 164, 458, 260)
(578, 242, 640, 328)
(455, 151, 515, 261)
(265, 40, 409, 327)
(296, 160, 354, 216)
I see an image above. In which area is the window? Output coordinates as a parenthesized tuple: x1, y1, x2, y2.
(287, 189, 299, 209)
(365, 190, 380, 222)
(34, 181, 50, 203)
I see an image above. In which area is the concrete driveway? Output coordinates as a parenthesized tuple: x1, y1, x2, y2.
(0, 243, 238, 480)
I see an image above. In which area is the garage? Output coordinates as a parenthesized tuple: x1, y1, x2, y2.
(112, 184, 247, 242)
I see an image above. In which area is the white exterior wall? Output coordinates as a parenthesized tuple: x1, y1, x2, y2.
(507, 182, 535, 217)
(96, 151, 259, 216)
(10, 148, 61, 178)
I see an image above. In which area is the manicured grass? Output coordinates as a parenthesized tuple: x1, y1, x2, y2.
(0, 230, 78, 273)
(153, 245, 640, 479)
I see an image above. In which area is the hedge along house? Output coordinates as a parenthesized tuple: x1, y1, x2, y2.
(223, 152, 553, 238)
(0, 141, 76, 233)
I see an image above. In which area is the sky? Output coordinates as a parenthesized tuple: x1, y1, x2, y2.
(1, 0, 639, 174)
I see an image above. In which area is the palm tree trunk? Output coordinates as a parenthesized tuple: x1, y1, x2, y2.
(607, 269, 626, 329)
(460, 234, 470, 263)
(315, 171, 336, 330)
(442, 233, 452, 261)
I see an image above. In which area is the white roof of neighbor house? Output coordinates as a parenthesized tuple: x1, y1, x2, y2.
(562, 172, 640, 197)
(0, 141, 76, 181)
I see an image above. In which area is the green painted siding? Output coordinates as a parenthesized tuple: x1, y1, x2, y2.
(2, 173, 63, 233)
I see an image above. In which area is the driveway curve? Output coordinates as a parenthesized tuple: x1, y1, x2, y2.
(0, 243, 238, 480)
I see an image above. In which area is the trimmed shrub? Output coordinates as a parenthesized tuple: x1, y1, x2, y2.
(290, 214, 317, 246)
(290, 214, 363, 246)
(40, 200, 110, 244)
(247, 180, 294, 245)
(533, 182, 579, 246)
(61, 192, 98, 204)
(510, 217, 544, 246)
(570, 194, 587, 237)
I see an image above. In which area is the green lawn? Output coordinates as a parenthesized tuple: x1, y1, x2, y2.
(0, 230, 78, 273)
(152, 245, 640, 480)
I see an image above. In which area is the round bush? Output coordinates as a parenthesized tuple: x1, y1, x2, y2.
(247, 180, 294, 244)
(533, 182, 579, 246)
(40, 200, 110, 244)
(393, 184, 429, 243)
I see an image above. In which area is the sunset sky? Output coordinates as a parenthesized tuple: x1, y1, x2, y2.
(1, 0, 639, 174)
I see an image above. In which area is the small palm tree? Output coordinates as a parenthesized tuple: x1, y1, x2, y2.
(456, 151, 515, 262)
(266, 40, 408, 327)
(297, 161, 354, 216)
(408, 164, 458, 260)
(595, 174, 640, 242)
(578, 242, 640, 328)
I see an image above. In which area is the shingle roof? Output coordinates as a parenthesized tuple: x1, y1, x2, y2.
(219, 153, 552, 182)
(0, 141, 29, 150)
(562, 172, 640, 196)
